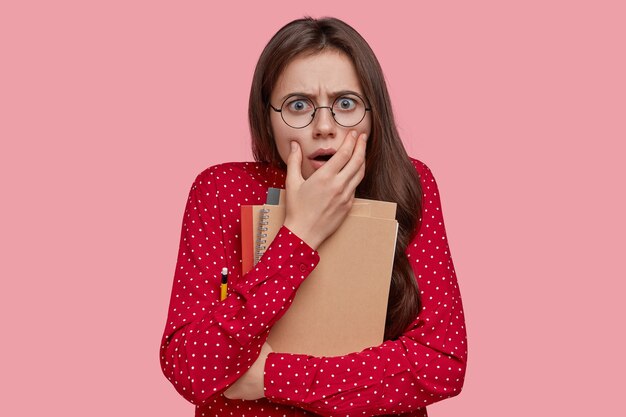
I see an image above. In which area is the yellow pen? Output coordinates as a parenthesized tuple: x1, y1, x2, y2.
(220, 267, 228, 301)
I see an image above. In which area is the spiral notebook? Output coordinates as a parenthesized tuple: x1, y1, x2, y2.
(241, 189, 398, 356)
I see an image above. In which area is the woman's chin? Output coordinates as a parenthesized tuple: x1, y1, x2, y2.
(300, 161, 318, 180)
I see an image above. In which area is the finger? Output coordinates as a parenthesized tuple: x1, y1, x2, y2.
(320, 130, 359, 173)
(337, 132, 367, 182)
(285, 141, 303, 187)
(345, 153, 366, 193)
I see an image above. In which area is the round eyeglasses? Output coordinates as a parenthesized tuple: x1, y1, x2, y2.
(270, 93, 371, 129)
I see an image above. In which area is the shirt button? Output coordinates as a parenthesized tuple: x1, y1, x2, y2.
(299, 263, 307, 272)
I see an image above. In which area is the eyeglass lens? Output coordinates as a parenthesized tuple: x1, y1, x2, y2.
(280, 94, 367, 128)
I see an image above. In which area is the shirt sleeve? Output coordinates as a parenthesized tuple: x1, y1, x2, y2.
(263, 162, 467, 416)
(160, 170, 320, 405)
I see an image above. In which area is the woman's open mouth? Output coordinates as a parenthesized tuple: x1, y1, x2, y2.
(313, 154, 332, 162)
(309, 149, 336, 169)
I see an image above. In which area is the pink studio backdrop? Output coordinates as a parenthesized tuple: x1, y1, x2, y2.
(1, 1, 624, 416)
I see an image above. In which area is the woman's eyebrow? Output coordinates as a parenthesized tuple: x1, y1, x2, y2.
(279, 90, 364, 102)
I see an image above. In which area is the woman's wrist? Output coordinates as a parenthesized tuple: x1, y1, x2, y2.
(283, 220, 322, 250)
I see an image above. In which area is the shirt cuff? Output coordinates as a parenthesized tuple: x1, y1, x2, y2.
(232, 226, 319, 297)
(264, 352, 312, 405)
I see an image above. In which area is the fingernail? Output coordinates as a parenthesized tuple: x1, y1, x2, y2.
(290, 141, 298, 152)
(351, 131, 358, 138)
(362, 134, 368, 142)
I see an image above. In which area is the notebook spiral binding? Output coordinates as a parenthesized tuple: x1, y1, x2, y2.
(254, 207, 271, 264)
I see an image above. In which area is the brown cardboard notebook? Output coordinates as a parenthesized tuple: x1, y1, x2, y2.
(241, 195, 398, 357)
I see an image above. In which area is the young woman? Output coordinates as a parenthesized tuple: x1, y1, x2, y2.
(160, 17, 467, 417)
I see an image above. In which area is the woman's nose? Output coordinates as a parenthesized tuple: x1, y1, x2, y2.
(312, 106, 336, 138)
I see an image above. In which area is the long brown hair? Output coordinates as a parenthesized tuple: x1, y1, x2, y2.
(249, 17, 423, 340)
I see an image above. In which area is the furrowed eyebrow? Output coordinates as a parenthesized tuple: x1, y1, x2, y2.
(279, 90, 364, 102)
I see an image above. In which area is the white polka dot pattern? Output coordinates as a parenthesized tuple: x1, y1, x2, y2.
(160, 160, 467, 417)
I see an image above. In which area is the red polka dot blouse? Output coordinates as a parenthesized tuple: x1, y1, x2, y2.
(160, 158, 467, 416)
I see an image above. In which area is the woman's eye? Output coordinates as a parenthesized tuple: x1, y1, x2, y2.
(286, 99, 311, 112)
(335, 97, 357, 111)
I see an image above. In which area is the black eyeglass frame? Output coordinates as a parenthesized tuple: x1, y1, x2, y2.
(269, 93, 372, 129)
